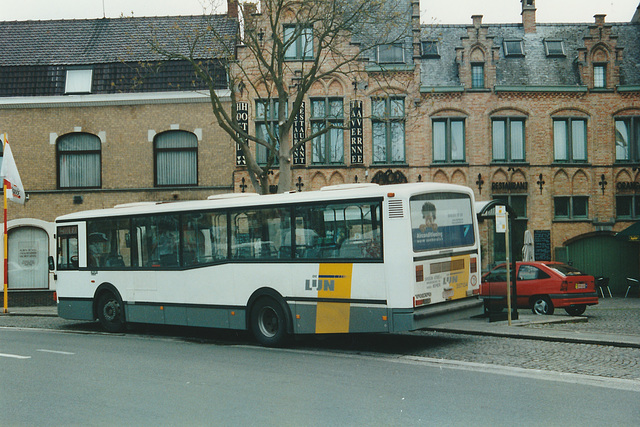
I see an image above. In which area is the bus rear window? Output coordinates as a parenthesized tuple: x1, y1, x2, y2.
(410, 192, 475, 252)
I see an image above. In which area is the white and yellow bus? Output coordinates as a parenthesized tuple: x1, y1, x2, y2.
(54, 183, 483, 346)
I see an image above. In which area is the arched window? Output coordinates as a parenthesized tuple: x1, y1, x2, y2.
(154, 130, 198, 186)
(57, 133, 101, 189)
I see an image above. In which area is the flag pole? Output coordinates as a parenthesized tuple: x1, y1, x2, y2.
(3, 135, 8, 313)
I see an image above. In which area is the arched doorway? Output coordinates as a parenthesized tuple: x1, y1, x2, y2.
(564, 233, 640, 295)
(8, 226, 50, 290)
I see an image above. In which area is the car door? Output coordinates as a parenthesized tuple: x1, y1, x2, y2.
(516, 264, 553, 304)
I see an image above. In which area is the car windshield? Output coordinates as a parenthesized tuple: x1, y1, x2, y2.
(548, 264, 585, 276)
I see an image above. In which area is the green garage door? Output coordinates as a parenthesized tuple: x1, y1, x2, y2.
(565, 234, 639, 295)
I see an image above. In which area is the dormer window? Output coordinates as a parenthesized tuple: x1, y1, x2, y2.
(377, 43, 405, 64)
(594, 64, 606, 88)
(544, 40, 565, 57)
(421, 40, 439, 58)
(65, 69, 93, 94)
(284, 25, 314, 60)
(504, 40, 524, 57)
(471, 63, 485, 88)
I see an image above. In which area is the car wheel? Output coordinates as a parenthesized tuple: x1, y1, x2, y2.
(250, 297, 289, 347)
(97, 292, 125, 332)
(531, 296, 554, 315)
(565, 305, 586, 316)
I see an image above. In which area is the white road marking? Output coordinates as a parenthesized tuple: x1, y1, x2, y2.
(37, 349, 75, 355)
(0, 352, 31, 359)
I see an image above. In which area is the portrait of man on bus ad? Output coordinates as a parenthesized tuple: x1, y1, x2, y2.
(410, 194, 474, 252)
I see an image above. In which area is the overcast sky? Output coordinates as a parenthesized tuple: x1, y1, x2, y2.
(1, 0, 638, 23)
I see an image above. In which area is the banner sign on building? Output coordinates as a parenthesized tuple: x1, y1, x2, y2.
(292, 102, 306, 165)
(235, 102, 249, 166)
(350, 100, 364, 164)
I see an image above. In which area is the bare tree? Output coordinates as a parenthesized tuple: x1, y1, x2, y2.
(150, 0, 412, 193)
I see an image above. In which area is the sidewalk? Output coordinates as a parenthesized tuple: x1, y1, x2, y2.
(2, 297, 640, 348)
(427, 297, 640, 349)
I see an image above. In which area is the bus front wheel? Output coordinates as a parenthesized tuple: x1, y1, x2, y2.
(97, 292, 125, 332)
(250, 297, 288, 347)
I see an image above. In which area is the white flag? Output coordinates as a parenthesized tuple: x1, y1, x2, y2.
(1, 138, 26, 205)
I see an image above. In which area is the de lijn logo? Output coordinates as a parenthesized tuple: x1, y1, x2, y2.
(305, 275, 346, 292)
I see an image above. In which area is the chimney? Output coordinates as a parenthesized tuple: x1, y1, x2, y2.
(227, 0, 238, 18)
(521, 0, 536, 33)
(472, 15, 483, 28)
(594, 14, 606, 26)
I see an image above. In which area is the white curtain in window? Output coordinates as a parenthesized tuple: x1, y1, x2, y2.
(329, 126, 343, 163)
(391, 122, 405, 162)
(553, 121, 567, 160)
(433, 121, 446, 161)
(284, 26, 296, 59)
(492, 120, 506, 160)
(312, 122, 326, 163)
(302, 27, 313, 58)
(615, 120, 628, 160)
(8, 227, 49, 289)
(451, 121, 464, 161)
(155, 131, 197, 186)
(511, 120, 524, 160)
(58, 133, 101, 188)
(572, 120, 586, 161)
(372, 122, 386, 162)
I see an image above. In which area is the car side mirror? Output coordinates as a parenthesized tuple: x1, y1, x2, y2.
(48, 256, 55, 271)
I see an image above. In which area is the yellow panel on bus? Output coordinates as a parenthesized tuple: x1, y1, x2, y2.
(315, 263, 353, 334)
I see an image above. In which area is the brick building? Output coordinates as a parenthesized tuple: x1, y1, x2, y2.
(0, 13, 238, 304)
(232, 0, 640, 293)
(414, 0, 640, 292)
(1, 0, 640, 303)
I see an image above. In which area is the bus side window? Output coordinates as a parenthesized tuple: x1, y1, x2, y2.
(232, 208, 289, 260)
(87, 219, 132, 268)
(57, 225, 78, 270)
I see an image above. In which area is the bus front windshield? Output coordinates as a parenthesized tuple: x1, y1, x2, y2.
(409, 192, 475, 252)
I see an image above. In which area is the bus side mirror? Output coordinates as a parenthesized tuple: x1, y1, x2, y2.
(48, 256, 55, 271)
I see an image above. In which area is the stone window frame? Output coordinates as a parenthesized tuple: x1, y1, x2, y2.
(554, 196, 589, 220)
(593, 63, 607, 88)
(283, 24, 314, 61)
(503, 39, 524, 57)
(432, 117, 466, 164)
(310, 97, 345, 165)
(153, 130, 198, 187)
(544, 39, 566, 57)
(553, 117, 588, 163)
(492, 117, 526, 162)
(371, 96, 406, 164)
(615, 116, 640, 163)
(56, 132, 102, 189)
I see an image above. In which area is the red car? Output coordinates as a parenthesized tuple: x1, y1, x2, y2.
(481, 261, 598, 316)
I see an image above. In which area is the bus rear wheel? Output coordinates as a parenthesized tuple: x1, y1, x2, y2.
(250, 297, 288, 347)
(97, 292, 125, 332)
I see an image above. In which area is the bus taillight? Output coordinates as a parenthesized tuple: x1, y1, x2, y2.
(470, 257, 477, 273)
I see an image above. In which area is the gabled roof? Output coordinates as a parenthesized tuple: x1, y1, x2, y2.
(0, 15, 239, 67)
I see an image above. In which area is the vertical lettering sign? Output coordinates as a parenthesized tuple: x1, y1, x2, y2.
(236, 102, 249, 166)
(350, 100, 364, 164)
(292, 102, 306, 165)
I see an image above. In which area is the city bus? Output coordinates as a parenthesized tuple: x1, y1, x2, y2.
(53, 183, 483, 346)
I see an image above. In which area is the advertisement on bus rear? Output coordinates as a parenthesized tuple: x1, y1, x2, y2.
(410, 193, 474, 252)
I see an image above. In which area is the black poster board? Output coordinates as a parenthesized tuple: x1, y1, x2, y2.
(235, 102, 249, 166)
(292, 102, 306, 165)
(350, 100, 363, 164)
(534, 230, 551, 261)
